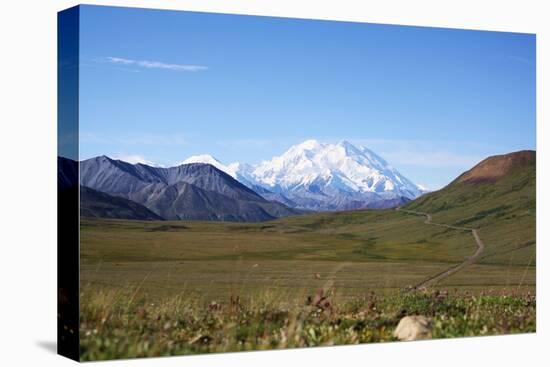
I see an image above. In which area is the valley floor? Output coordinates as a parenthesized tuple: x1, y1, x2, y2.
(79, 208, 536, 360)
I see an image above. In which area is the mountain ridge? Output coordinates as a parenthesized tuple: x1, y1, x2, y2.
(452, 150, 535, 185)
(80, 156, 301, 222)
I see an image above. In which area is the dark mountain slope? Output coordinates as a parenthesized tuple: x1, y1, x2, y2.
(80, 156, 301, 222)
(58, 156, 165, 220)
(142, 181, 295, 221)
(81, 156, 263, 201)
(80, 186, 164, 220)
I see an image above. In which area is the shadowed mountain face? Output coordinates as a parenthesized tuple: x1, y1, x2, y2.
(80, 186, 164, 220)
(58, 157, 165, 221)
(80, 156, 301, 222)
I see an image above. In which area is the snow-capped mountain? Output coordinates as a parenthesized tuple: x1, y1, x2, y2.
(181, 140, 424, 210)
(181, 154, 233, 175)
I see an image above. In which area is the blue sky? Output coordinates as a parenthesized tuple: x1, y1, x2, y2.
(77, 5, 535, 189)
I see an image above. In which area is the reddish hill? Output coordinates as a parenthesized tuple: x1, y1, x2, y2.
(453, 150, 536, 185)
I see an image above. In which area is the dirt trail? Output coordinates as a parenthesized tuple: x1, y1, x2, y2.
(396, 208, 485, 289)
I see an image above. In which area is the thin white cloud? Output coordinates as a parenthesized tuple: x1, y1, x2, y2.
(508, 55, 534, 66)
(106, 57, 208, 72)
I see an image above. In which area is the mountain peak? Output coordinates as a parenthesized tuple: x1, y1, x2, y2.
(179, 154, 253, 183)
(98, 155, 114, 161)
(83, 155, 127, 167)
(250, 140, 422, 209)
(179, 154, 231, 174)
(181, 154, 222, 166)
(337, 139, 353, 147)
(296, 139, 323, 150)
(336, 140, 364, 155)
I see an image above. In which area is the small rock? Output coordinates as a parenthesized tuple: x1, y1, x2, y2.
(393, 315, 432, 341)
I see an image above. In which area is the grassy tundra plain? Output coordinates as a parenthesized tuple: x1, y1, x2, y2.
(79, 152, 536, 360)
(81, 210, 534, 300)
(80, 212, 535, 359)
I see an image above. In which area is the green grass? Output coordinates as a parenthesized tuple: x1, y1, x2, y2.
(81, 211, 535, 300)
(405, 161, 536, 266)
(79, 287, 535, 361)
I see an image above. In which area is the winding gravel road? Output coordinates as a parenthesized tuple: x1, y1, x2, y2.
(396, 208, 485, 289)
